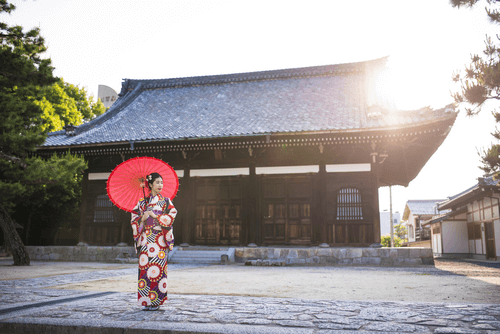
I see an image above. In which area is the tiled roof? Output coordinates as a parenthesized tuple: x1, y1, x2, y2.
(438, 175, 500, 210)
(42, 58, 457, 148)
(405, 200, 447, 217)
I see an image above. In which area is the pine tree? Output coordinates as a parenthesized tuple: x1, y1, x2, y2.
(450, 0, 500, 175)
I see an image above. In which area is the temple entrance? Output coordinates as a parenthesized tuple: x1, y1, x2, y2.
(261, 176, 312, 245)
(194, 177, 243, 245)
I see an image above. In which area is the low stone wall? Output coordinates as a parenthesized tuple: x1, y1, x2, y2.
(26, 246, 137, 263)
(24, 246, 434, 265)
(234, 247, 434, 266)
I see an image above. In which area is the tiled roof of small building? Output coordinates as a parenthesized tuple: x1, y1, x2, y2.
(437, 175, 500, 210)
(42, 58, 457, 148)
(403, 200, 447, 220)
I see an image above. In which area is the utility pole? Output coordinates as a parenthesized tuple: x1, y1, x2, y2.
(390, 185, 394, 247)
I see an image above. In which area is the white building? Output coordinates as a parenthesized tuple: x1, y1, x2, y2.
(424, 176, 500, 261)
(380, 210, 401, 237)
(97, 85, 118, 109)
(402, 200, 445, 243)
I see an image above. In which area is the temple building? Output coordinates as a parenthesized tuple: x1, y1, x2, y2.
(38, 58, 457, 247)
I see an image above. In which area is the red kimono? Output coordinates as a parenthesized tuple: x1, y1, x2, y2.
(131, 194, 176, 307)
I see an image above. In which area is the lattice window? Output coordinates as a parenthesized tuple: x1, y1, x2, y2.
(93, 194, 114, 222)
(336, 188, 363, 220)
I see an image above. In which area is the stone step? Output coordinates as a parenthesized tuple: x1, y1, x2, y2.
(169, 249, 229, 264)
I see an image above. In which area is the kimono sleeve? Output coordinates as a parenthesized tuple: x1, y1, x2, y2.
(157, 199, 176, 229)
(130, 201, 143, 241)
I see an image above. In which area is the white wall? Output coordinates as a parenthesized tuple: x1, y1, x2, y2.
(432, 230, 442, 255)
(407, 212, 416, 242)
(495, 219, 500, 258)
(442, 221, 469, 254)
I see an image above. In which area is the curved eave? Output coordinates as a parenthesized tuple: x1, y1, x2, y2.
(37, 112, 458, 151)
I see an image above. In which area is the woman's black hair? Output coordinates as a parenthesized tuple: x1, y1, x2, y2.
(146, 172, 162, 190)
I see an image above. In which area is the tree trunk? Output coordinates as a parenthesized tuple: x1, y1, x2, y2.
(26, 211, 33, 245)
(0, 204, 30, 266)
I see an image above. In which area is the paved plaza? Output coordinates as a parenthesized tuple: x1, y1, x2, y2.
(0, 259, 499, 333)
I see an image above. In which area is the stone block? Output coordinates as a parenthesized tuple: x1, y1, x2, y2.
(345, 248, 362, 258)
(380, 257, 393, 266)
(379, 248, 390, 258)
(352, 257, 362, 265)
(287, 250, 298, 259)
(266, 249, 276, 259)
(279, 249, 290, 259)
(389, 249, 398, 258)
(48, 253, 60, 261)
(339, 258, 353, 265)
(393, 257, 405, 266)
(409, 248, 421, 259)
(297, 249, 309, 259)
(420, 248, 433, 258)
(317, 248, 332, 257)
(41, 254, 49, 260)
(234, 248, 245, 259)
(362, 248, 378, 257)
(306, 256, 320, 264)
(331, 248, 347, 259)
(405, 258, 422, 266)
(243, 248, 256, 259)
(422, 257, 434, 265)
(325, 257, 337, 264)
(361, 257, 382, 265)
(397, 248, 410, 259)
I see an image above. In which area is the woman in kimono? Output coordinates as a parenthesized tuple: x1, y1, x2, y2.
(131, 172, 177, 311)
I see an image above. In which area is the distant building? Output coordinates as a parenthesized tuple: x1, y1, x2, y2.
(97, 85, 118, 109)
(380, 210, 401, 237)
(424, 176, 499, 261)
(402, 200, 446, 245)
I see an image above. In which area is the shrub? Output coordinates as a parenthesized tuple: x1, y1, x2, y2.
(381, 234, 403, 247)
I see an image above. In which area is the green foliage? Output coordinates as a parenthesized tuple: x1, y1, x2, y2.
(34, 80, 106, 132)
(381, 234, 403, 247)
(451, 0, 500, 175)
(394, 223, 408, 242)
(0, 1, 89, 246)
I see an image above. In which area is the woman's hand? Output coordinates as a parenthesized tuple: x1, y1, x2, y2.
(146, 210, 158, 219)
(141, 211, 151, 223)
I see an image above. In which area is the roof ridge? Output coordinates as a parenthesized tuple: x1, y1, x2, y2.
(119, 57, 388, 95)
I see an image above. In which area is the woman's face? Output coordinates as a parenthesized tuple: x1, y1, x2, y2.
(150, 177, 163, 195)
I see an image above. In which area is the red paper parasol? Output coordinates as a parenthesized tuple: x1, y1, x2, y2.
(106, 157, 179, 212)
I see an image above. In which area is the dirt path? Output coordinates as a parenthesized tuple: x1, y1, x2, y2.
(50, 259, 500, 304)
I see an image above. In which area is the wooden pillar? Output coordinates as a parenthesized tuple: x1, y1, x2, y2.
(180, 166, 192, 246)
(118, 209, 129, 246)
(78, 171, 89, 245)
(318, 161, 328, 247)
(247, 162, 258, 246)
(370, 152, 382, 246)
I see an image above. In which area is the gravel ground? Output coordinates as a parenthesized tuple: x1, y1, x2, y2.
(38, 258, 500, 304)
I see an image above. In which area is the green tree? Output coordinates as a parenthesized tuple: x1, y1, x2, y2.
(381, 234, 403, 247)
(35, 80, 106, 132)
(0, 1, 89, 265)
(450, 0, 500, 175)
(19, 152, 87, 245)
(394, 223, 408, 242)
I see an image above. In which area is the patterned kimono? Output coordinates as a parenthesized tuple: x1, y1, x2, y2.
(131, 194, 176, 307)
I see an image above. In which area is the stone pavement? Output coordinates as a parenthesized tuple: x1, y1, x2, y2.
(0, 262, 499, 333)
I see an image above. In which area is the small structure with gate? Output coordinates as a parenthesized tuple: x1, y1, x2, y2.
(424, 176, 500, 261)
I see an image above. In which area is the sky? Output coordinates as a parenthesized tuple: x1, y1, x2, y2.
(3, 0, 498, 216)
